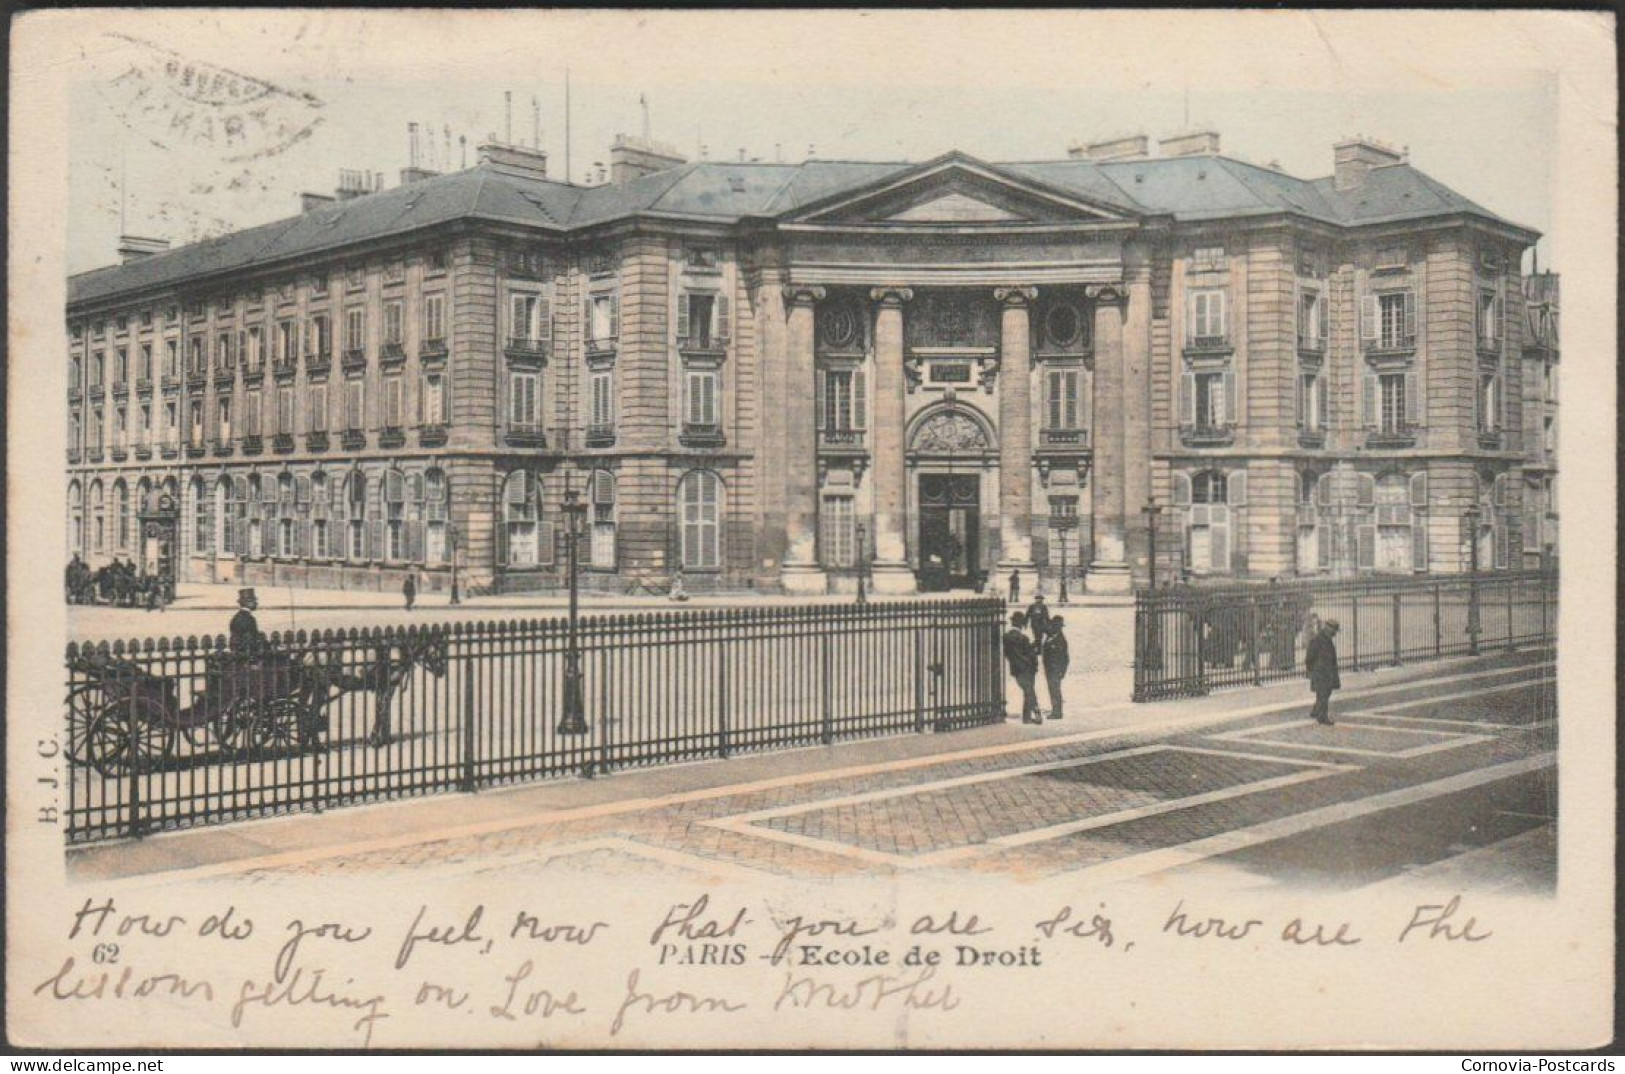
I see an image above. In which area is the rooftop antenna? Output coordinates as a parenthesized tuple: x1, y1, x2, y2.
(564, 68, 572, 184)
(640, 93, 651, 142)
(532, 95, 541, 149)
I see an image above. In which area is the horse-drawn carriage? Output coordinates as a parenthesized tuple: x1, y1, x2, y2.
(66, 631, 449, 776)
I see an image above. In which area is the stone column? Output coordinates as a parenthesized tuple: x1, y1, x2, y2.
(1121, 262, 1154, 585)
(869, 286, 916, 593)
(780, 285, 827, 593)
(1088, 283, 1131, 592)
(994, 286, 1038, 596)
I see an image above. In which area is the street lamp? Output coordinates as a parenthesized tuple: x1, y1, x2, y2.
(1464, 502, 1482, 654)
(1052, 512, 1078, 605)
(855, 521, 869, 605)
(1142, 498, 1164, 590)
(557, 479, 591, 735)
(447, 521, 461, 605)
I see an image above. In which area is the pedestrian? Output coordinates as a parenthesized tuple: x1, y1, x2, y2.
(1008, 569, 1021, 606)
(1305, 618, 1342, 725)
(230, 588, 266, 655)
(1003, 612, 1042, 724)
(1041, 616, 1070, 720)
(1026, 591, 1051, 643)
(669, 570, 690, 602)
(402, 573, 417, 612)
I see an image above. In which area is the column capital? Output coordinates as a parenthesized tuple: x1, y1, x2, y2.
(783, 285, 827, 308)
(869, 286, 915, 308)
(1085, 282, 1128, 305)
(994, 285, 1039, 308)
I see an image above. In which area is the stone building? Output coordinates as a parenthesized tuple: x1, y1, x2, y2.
(64, 131, 1552, 595)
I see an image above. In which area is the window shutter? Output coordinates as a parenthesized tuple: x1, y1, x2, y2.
(538, 294, 552, 342)
(1361, 373, 1378, 428)
(1214, 291, 1227, 340)
(298, 518, 310, 558)
(1318, 291, 1330, 342)
(407, 520, 423, 563)
(1360, 293, 1378, 345)
(814, 370, 825, 430)
(1185, 293, 1197, 340)
(1180, 372, 1196, 426)
(1316, 375, 1329, 429)
(1220, 371, 1236, 424)
(1047, 371, 1062, 429)
(1411, 514, 1428, 572)
(853, 369, 867, 430)
(1407, 471, 1428, 510)
(703, 373, 716, 425)
(1210, 517, 1229, 573)
(1230, 470, 1247, 507)
(582, 297, 593, 344)
(609, 293, 620, 339)
(1404, 371, 1420, 426)
(1171, 472, 1191, 507)
(537, 520, 557, 566)
(1494, 375, 1506, 430)
(1356, 473, 1376, 509)
(1357, 522, 1376, 569)
(1295, 374, 1306, 426)
(1064, 371, 1079, 428)
(1316, 518, 1332, 569)
(676, 293, 691, 343)
(716, 294, 731, 341)
(1403, 289, 1417, 342)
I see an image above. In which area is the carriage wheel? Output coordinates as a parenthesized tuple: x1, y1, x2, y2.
(65, 685, 100, 766)
(84, 697, 175, 776)
(213, 697, 260, 752)
(248, 700, 304, 755)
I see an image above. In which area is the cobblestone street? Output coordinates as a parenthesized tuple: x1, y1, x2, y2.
(73, 649, 1555, 893)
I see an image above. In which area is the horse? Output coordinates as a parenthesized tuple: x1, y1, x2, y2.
(294, 630, 450, 748)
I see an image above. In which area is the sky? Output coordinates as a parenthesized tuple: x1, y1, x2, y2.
(62, 10, 1570, 276)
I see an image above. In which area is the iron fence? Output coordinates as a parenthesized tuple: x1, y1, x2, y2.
(65, 599, 1005, 844)
(1133, 570, 1557, 702)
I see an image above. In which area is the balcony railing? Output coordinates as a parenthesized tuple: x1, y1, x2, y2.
(378, 427, 406, 449)
(679, 422, 725, 447)
(135, 376, 153, 393)
(87, 385, 105, 401)
(505, 423, 546, 447)
(273, 432, 296, 453)
(1365, 336, 1417, 357)
(420, 338, 449, 361)
(1297, 427, 1327, 448)
(341, 348, 367, 371)
(67, 447, 82, 464)
(305, 431, 330, 452)
(242, 434, 264, 455)
(160, 440, 179, 459)
(819, 427, 866, 448)
(1179, 423, 1236, 446)
(1296, 334, 1326, 355)
(68, 386, 82, 402)
(418, 423, 448, 447)
(585, 423, 616, 448)
(273, 356, 299, 378)
(380, 341, 406, 364)
(161, 374, 181, 390)
(214, 366, 235, 386)
(504, 337, 547, 361)
(112, 380, 129, 398)
(1476, 429, 1504, 450)
(1184, 336, 1231, 356)
(1365, 423, 1420, 449)
(212, 438, 235, 457)
(87, 447, 105, 463)
(110, 446, 128, 462)
(341, 429, 367, 450)
(184, 441, 205, 459)
(1039, 427, 1088, 447)
(306, 350, 332, 375)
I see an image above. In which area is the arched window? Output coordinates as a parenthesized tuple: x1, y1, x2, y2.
(276, 473, 296, 558)
(310, 471, 331, 559)
(189, 475, 210, 557)
(503, 470, 540, 566)
(344, 470, 368, 560)
(68, 480, 83, 557)
(215, 476, 232, 557)
(113, 480, 129, 554)
(424, 469, 448, 565)
(244, 475, 262, 558)
(1476, 473, 1510, 571)
(406, 472, 425, 564)
(90, 480, 105, 555)
(231, 474, 250, 558)
(678, 470, 722, 570)
(384, 469, 407, 561)
(1172, 469, 1241, 574)
(590, 470, 617, 569)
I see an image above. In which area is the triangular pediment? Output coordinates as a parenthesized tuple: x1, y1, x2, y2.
(784, 152, 1136, 227)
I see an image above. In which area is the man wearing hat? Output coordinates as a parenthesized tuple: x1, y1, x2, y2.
(1305, 618, 1342, 726)
(230, 588, 266, 655)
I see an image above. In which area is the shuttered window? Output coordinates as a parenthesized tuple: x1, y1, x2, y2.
(1362, 290, 1416, 350)
(821, 495, 856, 568)
(685, 369, 718, 426)
(504, 470, 539, 567)
(590, 370, 614, 429)
(679, 470, 722, 570)
(1187, 289, 1227, 343)
(1046, 368, 1081, 430)
(509, 371, 539, 430)
(590, 470, 616, 569)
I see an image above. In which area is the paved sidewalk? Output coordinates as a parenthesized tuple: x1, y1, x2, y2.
(70, 648, 1553, 888)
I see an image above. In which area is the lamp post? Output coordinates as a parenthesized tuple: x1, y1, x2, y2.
(557, 479, 590, 735)
(447, 521, 461, 605)
(1464, 503, 1482, 654)
(855, 521, 869, 605)
(1053, 513, 1077, 605)
(1142, 498, 1163, 590)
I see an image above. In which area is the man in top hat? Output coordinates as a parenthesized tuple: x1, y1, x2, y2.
(1305, 618, 1342, 726)
(1003, 611, 1041, 724)
(230, 588, 266, 655)
(1026, 591, 1052, 644)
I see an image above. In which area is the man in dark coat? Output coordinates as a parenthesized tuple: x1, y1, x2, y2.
(1041, 616, 1070, 721)
(1026, 592, 1051, 644)
(402, 573, 417, 611)
(1008, 569, 1022, 606)
(1305, 618, 1342, 725)
(229, 588, 266, 655)
(1003, 612, 1041, 724)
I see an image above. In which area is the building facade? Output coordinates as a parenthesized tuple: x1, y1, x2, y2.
(64, 132, 1552, 595)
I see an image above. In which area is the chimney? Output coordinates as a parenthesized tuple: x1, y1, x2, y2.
(477, 141, 549, 180)
(610, 134, 686, 184)
(1069, 134, 1150, 162)
(1159, 130, 1221, 158)
(300, 192, 337, 213)
(335, 168, 374, 201)
(116, 235, 170, 263)
(1333, 137, 1405, 192)
(399, 167, 441, 186)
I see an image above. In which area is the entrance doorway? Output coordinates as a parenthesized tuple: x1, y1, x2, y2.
(918, 473, 980, 591)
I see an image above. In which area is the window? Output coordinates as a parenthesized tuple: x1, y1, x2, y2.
(308, 383, 328, 433)
(344, 472, 367, 560)
(1362, 370, 1419, 434)
(164, 340, 178, 377)
(70, 410, 81, 451)
(385, 470, 406, 561)
(310, 473, 329, 559)
(68, 481, 83, 556)
(1477, 290, 1501, 346)
(503, 471, 540, 567)
(1190, 246, 1225, 271)
(1174, 470, 1240, 574)
(1045, 368, 1081, 430)
(1544, 417, 1556, 454)
(678, 292, 730, 348)
(509, 291, 546, 347)
(685, 368, 719, 427)
(383, 301, 404, 345)
(509, 370, 539, 431)
(216, 332, 233, 371)
(217, 397, 232, 441)
(244, 390, 261, 438)
(589, 470, 616, 569)
(90, 409, 104, 450)
(1363, 290, 1416, 350)
(587, 292, 618, 346)
(423, 293, 445, 343)
(91, 351, 104, 386)
(821, 494, 856, 568)
(215, 478, 232, 556)
(345, 380, 365, 430)
(139, 343, 152, 381)
(818, 368, 867, 432)
(138, 403, 151, 445)
(90, 481, 104, 552)
(590, 369, 614, 430)
(1297, 370, 1327, 432)
(277, 386, 295, 435)
(277, 320, 297, 364)
(1297, 472, 1333, 574)
(383, 375, 404, 429)
(309, 314, 330, 357)
(424, 469, 448, 565)
(345, 308, 366, 353)
(246, 326, 263, 372)
(188, 478, 207, 556)
(420, 371, 446, 425)
(1181, 369, 1234, 429)
(115, 347, 128, 385)
(189, 400, 204, 445)
(1379, 374, 1406, 433)
(246, 477, 264, 558)
(679, 471, 722, 570)
(1373, 473, 1428, 573)
(114, 407, 126, 449)
(189, 337, 205, 376)
(1040, 301, 1088, 351)
(163, 401, 178, 447)
(1298, 289, 1328, 348)
(1187, 289, 1227, 344)
(311, 273, 328, 297)
(1477, 373, 1502, 432)
(114, 482, 129, 552)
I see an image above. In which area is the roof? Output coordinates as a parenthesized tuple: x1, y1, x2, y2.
(69, 151, 1533, 307)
